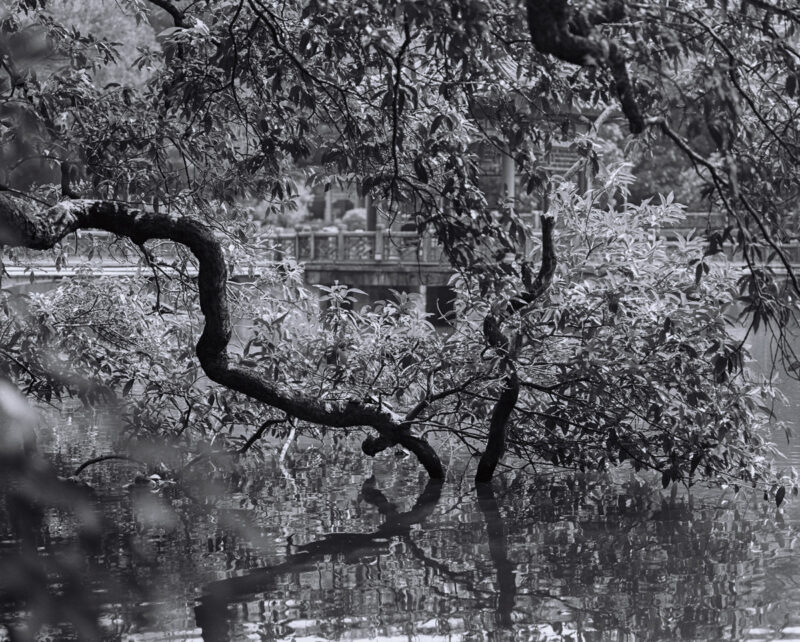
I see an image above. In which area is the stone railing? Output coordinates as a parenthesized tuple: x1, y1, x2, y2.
(4, 228, 450, 267)
(10, 212, 800, 268)
(270, 229, 446, 264)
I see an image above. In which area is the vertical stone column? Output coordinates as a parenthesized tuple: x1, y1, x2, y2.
(337, 228, 345, 260)
(502, 144, 515, 207)
(324, 189, 333, 223)
(365, 194, 377, 231)
(374, 224, 384, 261)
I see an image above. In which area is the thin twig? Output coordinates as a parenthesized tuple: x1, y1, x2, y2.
(239, 415, 291, 453)
(74, 454, 144, 476)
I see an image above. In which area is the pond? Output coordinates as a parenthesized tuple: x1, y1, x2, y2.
(1, 326, 799, 642)
(0, 401, 798, 642)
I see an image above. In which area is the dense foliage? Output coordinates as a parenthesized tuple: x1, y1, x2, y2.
(0, 0, 798, 497)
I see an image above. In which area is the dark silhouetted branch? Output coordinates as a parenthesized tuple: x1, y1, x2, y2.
(526, 0, 643, 133)
(73, 454, 144, 476)
(475, 370, 519, 484)
(238, 416, 291, 453)
(476, 214, 557, 484)
(147, 0, 187, 28)
(0, 194, 444, 479)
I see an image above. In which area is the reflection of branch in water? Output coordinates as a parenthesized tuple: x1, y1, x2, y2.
(360, 479, 505, 612)
(402, 536, 492, 605)
(476, 483, 517, 628)
(194, 476, 443, 641)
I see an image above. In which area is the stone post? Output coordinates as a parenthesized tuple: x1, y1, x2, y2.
(502, 143, 515, 207)
(324, 188, 333, 223)
(375, 225, 384, 261)
(337, 228, 345, 261)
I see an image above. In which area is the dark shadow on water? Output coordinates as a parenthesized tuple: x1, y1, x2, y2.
(0, 453, 105, 641)
(194, 475, 443, 641)
(476, 482, 517, 628)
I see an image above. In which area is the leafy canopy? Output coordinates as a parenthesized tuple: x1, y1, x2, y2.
(0, 0, 798, 495)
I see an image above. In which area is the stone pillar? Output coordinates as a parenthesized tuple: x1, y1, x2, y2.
(365, 194, 377, 231)
(337, 228, 345, 260)
(502, 144, 515, 207)
(324, 189, 333, 223)
(374, 224, 384, 261)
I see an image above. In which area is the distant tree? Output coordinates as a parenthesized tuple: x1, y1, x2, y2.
(0, 0, 797, 496)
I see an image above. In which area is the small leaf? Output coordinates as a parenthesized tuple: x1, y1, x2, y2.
(6, 330, 22, 349)
(787, 74, 797, 97)
(776, 485, 786, 507)
(122, 379, 134, 397)
(690, 452, 703, 475)
(157, 27, 182, 38)
(413, 158, 428, 183)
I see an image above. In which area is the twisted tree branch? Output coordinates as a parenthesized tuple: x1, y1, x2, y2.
(0, 195, 444, 479)
(476, 214, 557, 483)
(526, 0, 643, 134)
(146, 0, 187, 28)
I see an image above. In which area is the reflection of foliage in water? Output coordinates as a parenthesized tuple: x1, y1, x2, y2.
(495, 473, 800, 640)
(0, 403, 798, 641)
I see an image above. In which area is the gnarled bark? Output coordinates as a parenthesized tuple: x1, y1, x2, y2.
(526, 0, 643, 134)
(146, 0, 187, 28)
(0, 195, 444, 479)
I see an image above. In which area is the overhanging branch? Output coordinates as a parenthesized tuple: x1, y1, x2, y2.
(0, 195, 444, 479)
(147, 0, 187, 28)
(526, 0, 643, 134)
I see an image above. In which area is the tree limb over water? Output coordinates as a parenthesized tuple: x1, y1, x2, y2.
(476, 214, 557, 484)
(0, 194, 444, 479)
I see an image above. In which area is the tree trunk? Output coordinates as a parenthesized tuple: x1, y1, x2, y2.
(476, 214, 556, 484)
(475, 369, 519, 484)
(526, 0, 643, 134)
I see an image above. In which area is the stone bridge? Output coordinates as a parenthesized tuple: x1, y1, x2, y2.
(1, 229, 459, 314)
(5, 215, 800, 294)
(1, 228, 451, 285)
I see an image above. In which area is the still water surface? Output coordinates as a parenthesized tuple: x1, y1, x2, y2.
(1, 331, 799, 641)
(0, 407, 798, 642)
